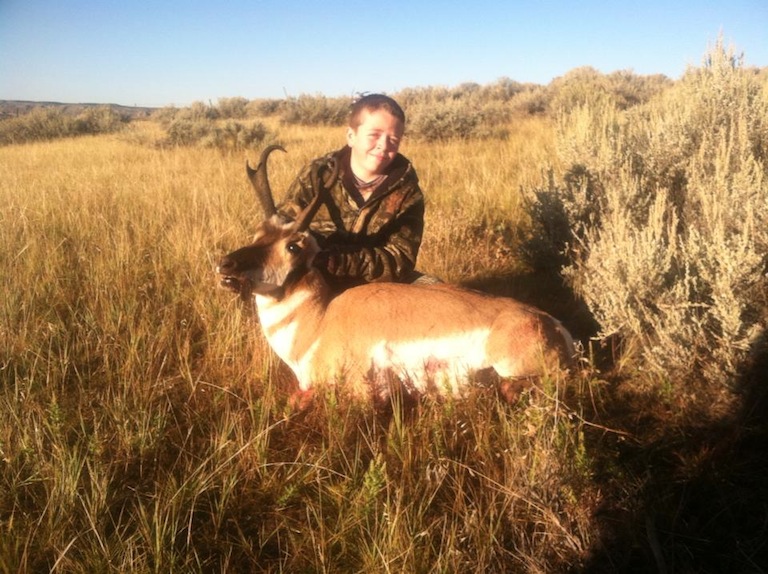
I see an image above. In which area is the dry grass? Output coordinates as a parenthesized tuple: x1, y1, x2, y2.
(404, 116, 559, 283)
(0, 125, 598, 573)
(2, 89, 767, 572)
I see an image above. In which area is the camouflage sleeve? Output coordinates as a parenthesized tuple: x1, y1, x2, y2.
(324, 195, 424, 283)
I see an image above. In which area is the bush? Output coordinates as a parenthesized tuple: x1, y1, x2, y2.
(166, 101, 220, 123)
(215, 97, 249, 119)
(280, 94, 349, 126)
(547, 67, 671, 115)
(203, 120, 269, 150)
(165, 118, 210, 146)
(72, 106, 128, 134)
(408, 99, 483, 141)
(407, 98, 512, 141)
(527, 39, 768, 386)
(154, 100, 244, 125)
(151, 105, 180, 124)
(246, 98, 284, 118)
(163, 118, 269, 150)
(510, 86, 549, 115)
(401, 81, 543, 140)
(0, 106, 127, 145)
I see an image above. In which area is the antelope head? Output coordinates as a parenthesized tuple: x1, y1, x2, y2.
(217, 146, 337, 298)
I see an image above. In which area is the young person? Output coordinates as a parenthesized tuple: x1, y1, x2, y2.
(277, 93, 436, 290)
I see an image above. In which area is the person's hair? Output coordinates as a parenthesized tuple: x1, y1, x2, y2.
(348, 94, 405, 130)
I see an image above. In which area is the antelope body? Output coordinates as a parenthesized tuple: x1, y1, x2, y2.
(218, 146, 575, 403)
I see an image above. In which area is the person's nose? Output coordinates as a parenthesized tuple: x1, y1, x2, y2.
(377, 134, 395, 151)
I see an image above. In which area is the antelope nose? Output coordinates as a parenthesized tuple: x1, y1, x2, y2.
(217, 256, 235, 274)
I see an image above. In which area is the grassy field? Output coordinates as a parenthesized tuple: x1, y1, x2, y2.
(2, 109, 767, 573)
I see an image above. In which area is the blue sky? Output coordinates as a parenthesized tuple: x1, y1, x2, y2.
(1, 0, 766, 107)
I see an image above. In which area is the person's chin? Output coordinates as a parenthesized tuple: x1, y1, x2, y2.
(369, 157, 389, 172)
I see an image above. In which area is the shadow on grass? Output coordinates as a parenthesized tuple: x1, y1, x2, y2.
(461, 269, 768, 572)
(458, 268, 599, 352)
(581, 342, 768, 573)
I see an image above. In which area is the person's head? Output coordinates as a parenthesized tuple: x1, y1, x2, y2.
(346, 94, 405, 181)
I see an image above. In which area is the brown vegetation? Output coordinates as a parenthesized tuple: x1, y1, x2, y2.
(1, 40, 766, 572)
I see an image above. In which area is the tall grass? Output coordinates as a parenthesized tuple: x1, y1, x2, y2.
(407, 123, 554, 286)
(3, 42, 767, 571)
(1, 127, 594, 572)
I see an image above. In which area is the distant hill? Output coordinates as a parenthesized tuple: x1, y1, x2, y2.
(0, 100, 157, 120)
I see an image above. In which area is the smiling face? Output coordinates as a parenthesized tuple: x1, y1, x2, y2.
(346, 108, 404, 182)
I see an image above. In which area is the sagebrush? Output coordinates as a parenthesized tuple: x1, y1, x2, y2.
(528, 39, 768, 389)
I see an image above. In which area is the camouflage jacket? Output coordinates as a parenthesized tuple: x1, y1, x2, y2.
(277, 146, 425, 290)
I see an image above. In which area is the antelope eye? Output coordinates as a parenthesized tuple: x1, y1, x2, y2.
(286, 242, 302, 255)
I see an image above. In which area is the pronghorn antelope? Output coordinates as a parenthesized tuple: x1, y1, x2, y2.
(218, 146, 575, 404)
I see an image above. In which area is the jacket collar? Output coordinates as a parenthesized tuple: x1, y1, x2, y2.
(335, 146, 411, 205)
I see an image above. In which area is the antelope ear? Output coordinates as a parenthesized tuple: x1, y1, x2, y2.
(295, 231, 320, 254)
(251, 219, 273, 241)
(267, 213, 293, 228)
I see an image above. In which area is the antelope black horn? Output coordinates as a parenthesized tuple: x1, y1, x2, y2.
(295, 158, 340, 232)
(246, 144, 286, 218)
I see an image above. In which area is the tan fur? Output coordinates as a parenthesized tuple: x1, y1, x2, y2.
(219, 221, 575, 403)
